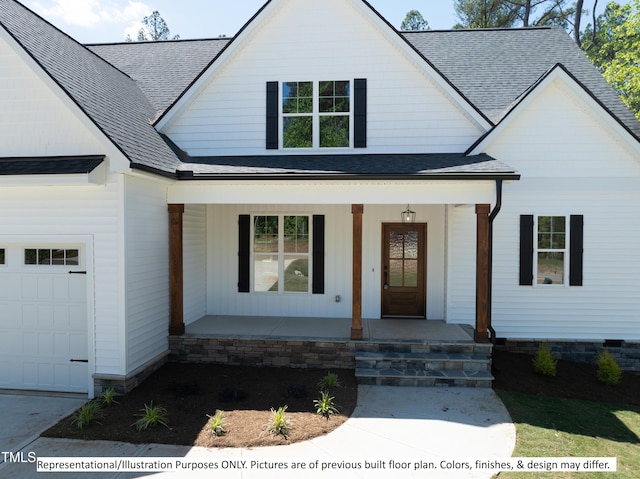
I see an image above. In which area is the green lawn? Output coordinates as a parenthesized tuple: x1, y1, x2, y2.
(496, 390, 640, 478)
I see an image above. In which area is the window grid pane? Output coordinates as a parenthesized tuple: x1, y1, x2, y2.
(537, 216, 566, 285)
(253, 215, 311, 293)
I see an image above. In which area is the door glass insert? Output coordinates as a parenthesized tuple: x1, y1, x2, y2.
(387, 230, 420, 287)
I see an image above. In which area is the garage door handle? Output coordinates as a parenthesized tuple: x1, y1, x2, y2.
(69, 271, 87, 275)
(70, 359, 88, 363)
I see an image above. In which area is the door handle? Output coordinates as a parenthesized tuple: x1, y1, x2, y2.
(383, 267, 389, 290)
(69, 271, 87, 275)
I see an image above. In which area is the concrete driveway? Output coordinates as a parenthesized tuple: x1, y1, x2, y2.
(0, 393, 85, 459)
(0, 387, 515, 479)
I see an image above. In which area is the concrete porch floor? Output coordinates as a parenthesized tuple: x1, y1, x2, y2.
(184, 315, 475, 342)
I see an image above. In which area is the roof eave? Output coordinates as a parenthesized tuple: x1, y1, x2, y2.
(176, 171, 521, 181)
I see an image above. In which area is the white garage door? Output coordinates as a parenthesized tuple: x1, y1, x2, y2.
(0, 245, 88, 394)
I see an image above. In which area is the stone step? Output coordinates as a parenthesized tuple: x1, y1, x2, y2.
(355, 351, 491, 372)
(355, 341, 492, 355)
(356, 367, 494, 388)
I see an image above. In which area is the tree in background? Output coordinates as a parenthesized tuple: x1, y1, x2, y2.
(581, 0, 640, 120)
(505, 0, 576, 28)
(400, 10, 430, 30)
(453, 0, 520, 28)
(126, 11, 180, 42)
(454, 0, 578, 29)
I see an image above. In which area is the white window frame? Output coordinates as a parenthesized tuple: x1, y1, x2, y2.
(22, 246, 83, 269)
(251, 214, 312, 294)
(281, 80, 353, 150)
(534, 215, 569, 286)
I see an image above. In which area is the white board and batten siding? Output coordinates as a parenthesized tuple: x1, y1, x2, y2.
(161, 0, 485, 156)
(206, 204, 447, 320)
(474, 77, 640, 341)
(183, 204, 207, 326)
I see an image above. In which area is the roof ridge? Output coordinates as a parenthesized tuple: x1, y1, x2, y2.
(86, 37, 232, 47)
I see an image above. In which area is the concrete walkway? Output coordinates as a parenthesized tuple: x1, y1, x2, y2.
(0, 386, 515, 478)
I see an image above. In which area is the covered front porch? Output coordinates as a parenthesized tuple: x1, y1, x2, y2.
(182, 315, 475, 341)
(168, 315, 493, 387)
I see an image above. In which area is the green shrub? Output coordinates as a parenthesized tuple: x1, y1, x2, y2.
(313, 391, 339, 420)
(532, 343, 557, 377)
(132, 401, 169, 431)
(597, 350, 623, 386)
(318, 371, 341, 391)
(206, 411, 226, 437)
(72, 401, 102, 429)
(101, 387, 119, 406)
(264, 406, 292, 439)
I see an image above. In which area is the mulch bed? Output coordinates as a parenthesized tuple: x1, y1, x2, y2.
(43, 349, 640, 448)
(43, 363, 357, 448)
(492, 348, 640, 406)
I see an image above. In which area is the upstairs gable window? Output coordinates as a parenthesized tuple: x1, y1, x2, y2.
(267, 79, 366, 150)
(283, 81, 351, 149)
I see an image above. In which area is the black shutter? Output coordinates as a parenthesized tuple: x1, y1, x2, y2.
(266, 82, 279, 150)
(312, 215, 325, 294)
(354, 78, 367, 148)
(238, 215, 250, 292)
(569, 215, 584, 286)
(519, 215, 534, 286)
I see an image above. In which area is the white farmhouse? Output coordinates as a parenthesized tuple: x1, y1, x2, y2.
(1, 0, 639, 397)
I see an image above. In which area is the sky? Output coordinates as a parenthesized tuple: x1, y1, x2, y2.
(19, 0, 631, 44)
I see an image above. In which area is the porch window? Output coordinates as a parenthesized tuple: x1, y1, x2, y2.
(253, 215, 310, 293)
(0, 248, 4, 265)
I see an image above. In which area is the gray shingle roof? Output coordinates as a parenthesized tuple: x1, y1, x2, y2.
(0, 0, 181, 173)
(402, 27, 640, 137)
(177, 153, 518, 180)
(1, 0, 638, 179)
(88, 39, 230, 116)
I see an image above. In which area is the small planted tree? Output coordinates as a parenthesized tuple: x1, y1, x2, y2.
(597, 350, 623, 386)
(532, 343, 557, 377)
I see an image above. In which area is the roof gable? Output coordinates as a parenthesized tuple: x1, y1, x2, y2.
(468, 64, 640, 161)
(155, 0, 491, 133)
(0, 0, 181, 174)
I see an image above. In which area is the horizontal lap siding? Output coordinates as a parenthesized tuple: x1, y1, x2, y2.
(483, 78, 640, 340)
(183, 205, 207, 325)
(164, 0, 483, 156)
(124, 176, 169, 373)
(492, 185, 640, 340)
(0, 175, 124, 374)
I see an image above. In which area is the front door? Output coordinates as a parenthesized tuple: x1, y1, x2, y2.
(382, 223, 426, 318)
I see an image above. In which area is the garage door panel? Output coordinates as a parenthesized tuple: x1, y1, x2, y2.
(0, 247, 89, 394)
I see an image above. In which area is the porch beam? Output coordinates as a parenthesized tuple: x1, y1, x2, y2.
(169, 204, 185, 336)
(351, 204, 364, 340)
(475, 204, 491, 343)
